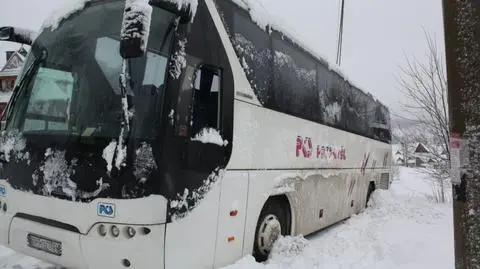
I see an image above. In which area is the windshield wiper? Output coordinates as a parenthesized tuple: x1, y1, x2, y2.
(3, 49, 47, 127)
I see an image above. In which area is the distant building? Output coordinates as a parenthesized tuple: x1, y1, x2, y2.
(0, 46, 27, 116)
(413, 143, 430, 154)
(392, 142, 442, 168)
(0, 46, 27, 92)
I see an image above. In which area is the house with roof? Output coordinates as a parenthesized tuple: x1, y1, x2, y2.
(0, 46, 27, 116)
(0, 46, 27, 92)
(392, 142, 442, 168)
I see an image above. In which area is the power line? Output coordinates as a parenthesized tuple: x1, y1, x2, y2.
(336, 0, 345, 66)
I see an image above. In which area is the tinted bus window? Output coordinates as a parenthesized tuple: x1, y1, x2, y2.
(324, 73, 346, 129)
(317, 63, 332, 125)
(272, 36, 317, 121)
(232, 12, 272, 105)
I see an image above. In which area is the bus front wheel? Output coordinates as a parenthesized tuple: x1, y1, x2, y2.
(253, 196, 291, 262)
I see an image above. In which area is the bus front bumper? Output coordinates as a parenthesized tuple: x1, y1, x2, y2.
(3, 216, 165, 269)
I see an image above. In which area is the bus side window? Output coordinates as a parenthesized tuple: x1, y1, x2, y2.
(191, 65, 222, 137)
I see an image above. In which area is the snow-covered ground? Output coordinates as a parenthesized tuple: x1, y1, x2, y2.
(0, 167, 454, 269)
(224, 167, 454, 269)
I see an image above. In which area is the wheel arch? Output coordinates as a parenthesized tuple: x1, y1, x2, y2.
(261, 194, 294, 235)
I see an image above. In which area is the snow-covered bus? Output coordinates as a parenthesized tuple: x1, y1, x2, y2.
(0, 0, 391, 268)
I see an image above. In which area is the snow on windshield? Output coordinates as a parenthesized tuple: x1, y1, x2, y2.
(0, 130, 29, 163)
(102, 140, 117, 174)
(34, 148, 110, 201)
(121, 0, 153, 53)
(133, 142, 157, 182)
(191, 128, 229, 146)
(38, 149, 78, 200)
(42, 0, 92, 31)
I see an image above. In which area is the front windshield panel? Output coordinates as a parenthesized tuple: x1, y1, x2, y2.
(7, 1, 175, 141)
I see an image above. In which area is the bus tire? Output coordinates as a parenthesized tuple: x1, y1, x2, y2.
(366, 182, 375, 207)
(253, 196, 291, 262)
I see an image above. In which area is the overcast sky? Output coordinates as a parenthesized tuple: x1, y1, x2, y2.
(0, 0, 444, 118)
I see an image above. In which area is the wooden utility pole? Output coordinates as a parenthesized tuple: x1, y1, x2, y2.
(443, 0, 480, 268)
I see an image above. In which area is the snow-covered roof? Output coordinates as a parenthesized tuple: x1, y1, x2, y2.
(0, 68, 21, 77)
(414, 143, 430, 154)
(0, 51, 25, 77)
(391, 144, 402, 154)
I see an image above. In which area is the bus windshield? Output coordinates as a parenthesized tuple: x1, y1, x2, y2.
(7, 1, 176, 140)
(1, 1, 179, 202)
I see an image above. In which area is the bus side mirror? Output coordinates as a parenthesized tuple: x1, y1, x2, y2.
(120, 0, 153, 59)
(0, 26, 37, 45)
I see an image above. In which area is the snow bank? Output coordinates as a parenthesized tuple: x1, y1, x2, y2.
(221, 167, 453, 269)
(42, 0, 92, 31)
(270, 235, 309, 260)
(191, 128, 228, 146)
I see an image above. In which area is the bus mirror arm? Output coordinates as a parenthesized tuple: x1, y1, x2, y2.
(0, 26, 37, 46)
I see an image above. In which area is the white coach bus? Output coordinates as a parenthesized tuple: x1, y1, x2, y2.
(0, 0, 391, 268)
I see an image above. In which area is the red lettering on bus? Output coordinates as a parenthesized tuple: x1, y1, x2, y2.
(296, 136, 313, 158)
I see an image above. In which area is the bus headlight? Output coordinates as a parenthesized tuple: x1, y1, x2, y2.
(126, 227, 136, 238)
(111, 225, 120, 237)
(98, 224, 107, 237)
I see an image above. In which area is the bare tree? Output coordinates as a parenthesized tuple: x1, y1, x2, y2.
(397, 31, 450, 203)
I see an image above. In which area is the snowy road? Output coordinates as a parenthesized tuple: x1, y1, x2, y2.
(0, 168, 454, 269)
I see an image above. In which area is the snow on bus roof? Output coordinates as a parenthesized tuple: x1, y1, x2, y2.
(42, 0, 200, 31)
(42, 0, 92, 31)
(229, 0, 385, 108)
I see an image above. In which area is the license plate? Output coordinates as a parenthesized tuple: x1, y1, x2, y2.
(27, 233, 62, 256)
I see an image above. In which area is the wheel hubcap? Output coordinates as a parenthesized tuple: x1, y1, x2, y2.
(257, 214, 282, 256)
